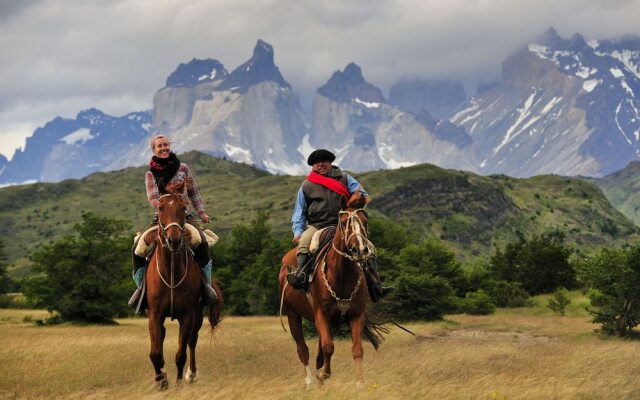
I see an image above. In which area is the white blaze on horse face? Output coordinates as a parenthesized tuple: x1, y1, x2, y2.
(353, 217, 367, 254)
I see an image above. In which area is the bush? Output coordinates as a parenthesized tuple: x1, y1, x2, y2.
(22, 213, 131, 323)
(489, 280, 531, 308)
(547, 288, 571, 316)
(463, 290, 496, 315)
(489, 231, 575, 294)
(576, 246, 640, 336)
(381, 272, 456, 320)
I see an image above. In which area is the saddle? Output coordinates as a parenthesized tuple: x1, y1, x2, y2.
(304, 226, 336, 284)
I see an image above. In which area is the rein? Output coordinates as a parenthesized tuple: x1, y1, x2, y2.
(331, 208, 368, 262)
(323, 207, 369, 316)
(155, 193, 193, 319)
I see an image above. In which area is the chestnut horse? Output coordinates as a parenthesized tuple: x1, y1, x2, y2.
(278, 191, 386, 389)
(145, 185, 222, 390)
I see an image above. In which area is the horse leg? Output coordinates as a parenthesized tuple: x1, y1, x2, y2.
(315, 340, 325, 383)
(149, 312, 168, 391)
(287, 312, 313, 390)
(186, 306, 204, 384)
(349, 313, 366, 388)
(314, 309, 334, 381)
(176, 311, 195, 384)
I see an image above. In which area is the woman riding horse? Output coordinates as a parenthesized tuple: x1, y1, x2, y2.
(128, 134, 218, 309)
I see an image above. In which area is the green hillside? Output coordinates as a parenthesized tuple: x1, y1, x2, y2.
(591, 161, 640, 226)
(1, 151, 637, 278)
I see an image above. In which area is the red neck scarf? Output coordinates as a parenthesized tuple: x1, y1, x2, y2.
(307, 171, 350, 197)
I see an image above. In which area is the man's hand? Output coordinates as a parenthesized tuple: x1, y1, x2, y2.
(292, 235, 301, 245)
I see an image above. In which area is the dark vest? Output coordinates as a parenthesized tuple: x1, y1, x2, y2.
(302, 166, 349, 229)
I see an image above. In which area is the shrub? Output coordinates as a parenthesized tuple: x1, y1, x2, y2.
(547, 288, 571, 316)
(576, 246, 640, 336)
(489, 280, 531, 308)
(489, 231, 575, 294)
(22, 213, 131, 323)
(381, 272, 456, 320)
(463, 290, 496, 315)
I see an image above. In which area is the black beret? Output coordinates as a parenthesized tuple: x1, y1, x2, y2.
(307, 149, 336, 166)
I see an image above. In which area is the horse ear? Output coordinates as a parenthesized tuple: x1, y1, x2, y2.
(340, 194, 349, 210)
(158, 180, 168, 195)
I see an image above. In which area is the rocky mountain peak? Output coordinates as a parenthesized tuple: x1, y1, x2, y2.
(317, 62, 385, 104)
(216, 39, 290, 92)
(165, 58, 228, 88)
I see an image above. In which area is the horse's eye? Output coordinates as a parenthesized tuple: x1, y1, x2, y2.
(159, 206, 164, 212)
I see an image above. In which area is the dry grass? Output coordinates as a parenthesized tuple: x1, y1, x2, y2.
(1, 308, 640, 400)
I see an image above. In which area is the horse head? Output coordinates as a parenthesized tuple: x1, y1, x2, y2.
(157, 181, 187, 252)
(337, 190, 370, 261)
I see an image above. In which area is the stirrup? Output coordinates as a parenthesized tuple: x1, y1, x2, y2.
(286, 271, 308, 290)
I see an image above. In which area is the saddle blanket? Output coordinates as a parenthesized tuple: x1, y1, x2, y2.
(133, 224, 219, 257)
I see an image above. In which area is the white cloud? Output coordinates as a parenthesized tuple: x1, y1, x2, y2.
(1, 0, 639, 159)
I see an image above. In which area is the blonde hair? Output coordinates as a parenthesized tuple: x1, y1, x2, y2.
(150, 134, 170, 150)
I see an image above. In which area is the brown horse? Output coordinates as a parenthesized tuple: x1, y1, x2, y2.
(278, 191, 385, 389)
(145, 185, 222, 390)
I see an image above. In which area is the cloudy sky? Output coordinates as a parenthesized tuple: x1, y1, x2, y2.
(1, 0, 639, 159)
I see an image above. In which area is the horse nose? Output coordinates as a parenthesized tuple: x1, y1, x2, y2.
(168, 235, 180, 249)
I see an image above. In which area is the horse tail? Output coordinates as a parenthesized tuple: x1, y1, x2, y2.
(363, 312, 390, 351)
(207, 280, 224, 331)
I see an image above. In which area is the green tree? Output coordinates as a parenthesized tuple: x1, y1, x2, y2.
(23, 213, 131, 323)
(463, 290, 496, 315)
(577, 246, 640, 336)
(397, 239, 466, 295)
(216, 209, 288, 315)
(0, 239, 13, 307)
(490, 232, 575, 294)
(547, 288, 571, 316)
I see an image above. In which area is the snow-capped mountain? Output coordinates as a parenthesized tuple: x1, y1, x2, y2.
(0, 109, 151, 184)
(4, 30, 640, 185)
(452, 28, 640, 177)
(109, 39, 307, 175)
(309, 63, 474, 172)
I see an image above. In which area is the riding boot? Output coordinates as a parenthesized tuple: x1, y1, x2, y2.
(287, 253, 312, 290)
(365, 257, 394, 303)
(128, 253, 147, 308)
(195, 241, 219, 307)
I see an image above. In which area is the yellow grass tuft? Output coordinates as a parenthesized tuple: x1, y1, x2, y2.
(1, 309, 639, 399)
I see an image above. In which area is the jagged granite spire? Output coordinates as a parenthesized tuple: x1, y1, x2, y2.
(165, 59, 228, 88)
(216, 39, 290, 92)
(317, 63, 385, 104)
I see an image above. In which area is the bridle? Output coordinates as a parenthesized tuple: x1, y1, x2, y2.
(157, 194, 186, 252)
(332, 208, 370, 262)
(324, 206, 369, 316)
(155, 193, 192, 318)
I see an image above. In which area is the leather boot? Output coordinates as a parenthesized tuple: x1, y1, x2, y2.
(365, 257, 394, 303)
(195, 242, 218, 307)
(128, 253, 147, 308)
(287, 253, 312, 290)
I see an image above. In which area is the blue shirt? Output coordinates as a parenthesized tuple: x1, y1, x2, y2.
(291, 175, 368, 237)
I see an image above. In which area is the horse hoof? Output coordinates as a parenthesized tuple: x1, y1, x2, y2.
(155, 371, 169, 391)
(185, 366, 198, 384)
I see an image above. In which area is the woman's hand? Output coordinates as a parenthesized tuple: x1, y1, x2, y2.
(201, 213, 210, 224)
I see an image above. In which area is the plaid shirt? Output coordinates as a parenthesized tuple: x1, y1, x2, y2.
(145, 163, 206, 219)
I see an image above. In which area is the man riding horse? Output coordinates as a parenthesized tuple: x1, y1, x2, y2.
(287, 149, 392, 301)
(128, 134, 218, 309)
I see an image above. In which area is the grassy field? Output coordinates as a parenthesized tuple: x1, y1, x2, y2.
(1, 295, 640, 400)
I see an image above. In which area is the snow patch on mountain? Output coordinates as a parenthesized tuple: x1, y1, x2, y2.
(61, 128, 95, 145)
